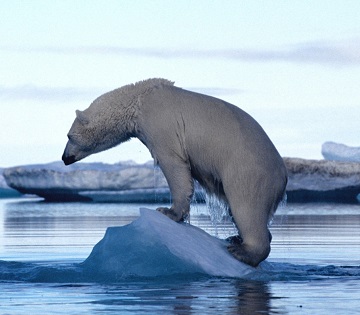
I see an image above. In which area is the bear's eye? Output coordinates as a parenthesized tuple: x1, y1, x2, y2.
(67, 134, 77, 143)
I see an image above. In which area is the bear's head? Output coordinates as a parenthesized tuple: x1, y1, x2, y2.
(62, 92, 137, 165)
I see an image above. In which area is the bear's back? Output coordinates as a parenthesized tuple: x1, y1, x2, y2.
(141, 84, 283, 169)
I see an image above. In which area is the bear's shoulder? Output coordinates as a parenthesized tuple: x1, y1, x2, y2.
(135, 78, 174, 89)
(97, 79, 175, 109)
(121, 78, 174, 95)
(105, 78, 174, 102)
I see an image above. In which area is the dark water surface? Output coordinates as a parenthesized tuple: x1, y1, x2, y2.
(0, 198, 359, 314)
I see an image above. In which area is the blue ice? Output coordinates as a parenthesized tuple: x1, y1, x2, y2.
(82, 208, 255, 278)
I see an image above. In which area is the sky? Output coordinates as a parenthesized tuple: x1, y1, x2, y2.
(1, 1, 359, 167)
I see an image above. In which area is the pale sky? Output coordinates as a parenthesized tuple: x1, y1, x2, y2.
(1, 1, 359, 167)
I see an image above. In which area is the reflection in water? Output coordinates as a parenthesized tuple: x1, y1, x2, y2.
(171, 279, 280, 315)
(234, 280, 274, 315)
(85, 279, 280, 315)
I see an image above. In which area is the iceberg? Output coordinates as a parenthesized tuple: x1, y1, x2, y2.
(322, 142, 360, 162)
(284, 157, 360, 203)
(3, 161, 171, 202)
(3, 157, 360, 203)
(82, 208, 255, 278)
(0, 168, 21, 198)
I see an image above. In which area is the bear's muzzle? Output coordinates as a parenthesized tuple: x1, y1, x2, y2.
(62, 153, 77, 165)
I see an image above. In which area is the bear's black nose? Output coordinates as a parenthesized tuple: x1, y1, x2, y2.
(62, 154, 76, 165)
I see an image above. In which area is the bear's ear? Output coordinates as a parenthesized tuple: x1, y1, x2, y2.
(76, 110, 90, 125)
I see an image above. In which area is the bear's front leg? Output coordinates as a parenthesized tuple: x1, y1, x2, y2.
(155, 158, 194, 222)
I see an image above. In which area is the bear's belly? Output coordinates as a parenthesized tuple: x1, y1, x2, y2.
(190, 164, 225, 198)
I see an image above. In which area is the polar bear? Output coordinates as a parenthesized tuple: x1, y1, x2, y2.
(62, 78, 287, 266)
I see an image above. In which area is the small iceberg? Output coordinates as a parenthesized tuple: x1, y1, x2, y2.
(322, 141, 360, 162)
(82, 208, 255, 279)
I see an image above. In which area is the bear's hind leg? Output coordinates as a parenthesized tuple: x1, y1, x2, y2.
(222, 171, 284, 266)
(225, 196, 274, 266)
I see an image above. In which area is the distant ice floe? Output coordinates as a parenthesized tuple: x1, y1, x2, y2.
(322, 142, 360, 163)
(2, 161, 171, 202)
(283, 157, 360, 203)
(2, 156, 360, 203)
(0, 168, 21, 197)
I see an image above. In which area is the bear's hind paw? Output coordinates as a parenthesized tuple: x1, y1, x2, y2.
(227, 244, 259, 267)
(226, 235, 243, 246)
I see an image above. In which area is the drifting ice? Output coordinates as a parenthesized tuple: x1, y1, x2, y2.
(322, 141, 360, 162)
(82, 208, 255, 278)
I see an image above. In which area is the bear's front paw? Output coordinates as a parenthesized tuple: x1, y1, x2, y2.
(156, 207, 183, 222)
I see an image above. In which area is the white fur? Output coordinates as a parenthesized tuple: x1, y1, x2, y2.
(62, 78, 288, 266)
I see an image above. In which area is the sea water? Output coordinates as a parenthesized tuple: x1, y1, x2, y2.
(0, 198, 359, 314)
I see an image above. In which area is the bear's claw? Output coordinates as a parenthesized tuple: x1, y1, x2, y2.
(156, 207, 184, 222)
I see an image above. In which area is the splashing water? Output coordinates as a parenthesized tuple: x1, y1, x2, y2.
(204, 193, 237, 238)
(269, 192, 288, 226)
